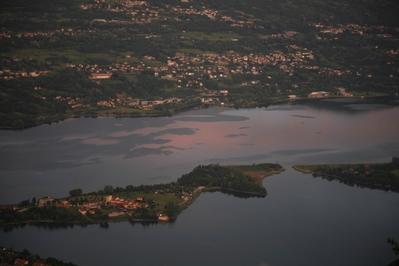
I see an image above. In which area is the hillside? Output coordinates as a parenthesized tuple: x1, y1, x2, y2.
(1, 0, 398, 128)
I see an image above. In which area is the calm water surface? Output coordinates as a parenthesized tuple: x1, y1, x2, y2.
(1, 99, 399, 265)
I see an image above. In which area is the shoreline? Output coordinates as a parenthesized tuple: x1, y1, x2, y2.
(292, 160, 399, 193)
(292, 165, 313, 174)
(3, 95, 396, 130)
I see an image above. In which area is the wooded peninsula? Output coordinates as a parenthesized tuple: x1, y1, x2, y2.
(293, 157, 399, 192)
(0, 163, 284, 227)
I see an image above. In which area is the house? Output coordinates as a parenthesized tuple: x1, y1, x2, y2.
(29, 72, 40, 77)
(38, 197, 54, 207)
(158, 213, 169, 222)
(55, 203, 70, 208)
(219, 90, 228, 96)
(89, 73, 112, 79)
(32, 263, 51, 266)
(308, 91, 329, 98)
(13, 259, 28, 266)
(105, 195, 112, 202)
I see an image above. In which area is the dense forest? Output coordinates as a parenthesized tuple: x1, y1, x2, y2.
(177, 163, 283, 196)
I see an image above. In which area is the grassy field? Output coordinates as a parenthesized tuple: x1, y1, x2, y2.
(113, 191, 184, 210)
(5, 49, 102, 64)
(392, 169, 399, 177)
(292, 165, 320, 173)
(4, 48, 148, 66)
(349, 91, 390, 97)
(176, 48, 217, 54)
(182, 31, 242, 42)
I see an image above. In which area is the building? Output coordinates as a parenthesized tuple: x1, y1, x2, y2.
(220, 90, 228, 96)
(158, 214, 169, 222)
(89, 73, 112, 79)
(38, 197, 54, 207)
(14, 258, 29, 266)
(308, 91, 329, 98)
(105, 195, 112, 202)
(32, 262, 51, 266)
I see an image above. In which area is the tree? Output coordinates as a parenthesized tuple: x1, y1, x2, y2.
(103, 185, 114, 194)
(69, 188, 83, 197)
(388, 238, 399, 256)
(165, 201, 179, 218)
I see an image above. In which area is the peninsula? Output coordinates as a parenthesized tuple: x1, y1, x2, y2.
(0, 163, 284, 227)
(293, 157, 399, 192)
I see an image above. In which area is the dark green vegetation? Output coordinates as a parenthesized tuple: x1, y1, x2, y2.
(0, 246, 77, 266)
(293, 157, 399, 192)
(0, 163, 283, 226)
(0, 0, 398, 129)
(178, 163, 284, 196)
(388, 238, 399, 266)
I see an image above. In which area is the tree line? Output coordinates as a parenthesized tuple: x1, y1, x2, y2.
(309, 157, 399, 192)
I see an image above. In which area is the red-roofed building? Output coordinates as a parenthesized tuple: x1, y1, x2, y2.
(32, 263, 51, 266)
(90, 73, 112, 79)
(13, 258, 28, 266)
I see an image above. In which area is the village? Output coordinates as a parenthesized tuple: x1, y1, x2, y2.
(0, 0, 397, 130)
(2, 0, 395, 87)
(7, 183, 203, 225)
(0, 251, 55, 266)
(10, 193, 175, 223)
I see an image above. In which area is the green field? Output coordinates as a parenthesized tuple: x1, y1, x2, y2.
(176, 48, 217, 54)
(113, 191, 184, 210)
(182, 31, 242, 42)
(4, 48, 147, 66)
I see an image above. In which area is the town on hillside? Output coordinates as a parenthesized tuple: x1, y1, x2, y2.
(1, 0, 398, 129)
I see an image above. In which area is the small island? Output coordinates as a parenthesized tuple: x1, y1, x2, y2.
(0, 163, 284, 227)
(293, 157, 399, 192)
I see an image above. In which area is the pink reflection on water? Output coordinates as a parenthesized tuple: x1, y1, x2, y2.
(81, 138, 119, 146)
(124, 106, 399, 163)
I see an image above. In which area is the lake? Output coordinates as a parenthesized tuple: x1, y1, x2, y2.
(1, 98, 399, 265)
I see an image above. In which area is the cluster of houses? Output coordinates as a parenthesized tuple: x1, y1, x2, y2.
(0, 69, 51, 80)
(72, 47, 319, 89)
(307, 91, 330, 98)
(3, 0, 395, 104)
(75, 196, 149, 217)
(1, 257, 51, 266)
(32, 195, 170, 222)
(80, 0, 264, 29)
(0, 28, 97, 41)
(309, 22, 393, 36)
(60, 45, 324, 96)
(2, 41, 352, 108)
